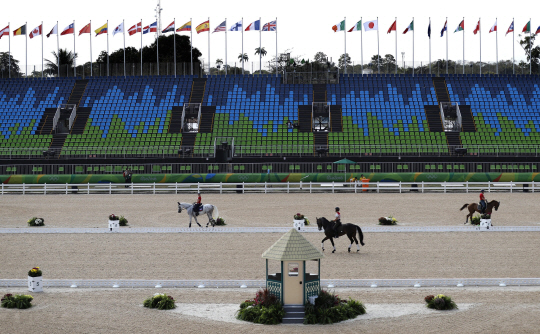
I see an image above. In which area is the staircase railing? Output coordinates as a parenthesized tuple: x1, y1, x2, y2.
(68, 105, 77, 130)
(456, 104, 462, 131)
(181, 103, 201, 133)
(52, 108, 61, 133)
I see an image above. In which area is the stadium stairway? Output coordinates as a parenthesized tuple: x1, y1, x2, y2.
(433, 77, 450, 103)
(459, 105, 477, 132)
(330, 105, 343, 132)
(297, 105, 312, 132)
(424, 105, 444, 132)
(67, 79, 89, 106)
(446, 132, 461, 147)
(168, 106, 183, 133)
(37, 108, 57, 135)
(199, 106, 216, 133)
(70, 107, 91, 135)
(49, 133, 68, 150)
(180, 133, 197, 153)
(189, 78, 206, 104)
(313, 84, 326, 102)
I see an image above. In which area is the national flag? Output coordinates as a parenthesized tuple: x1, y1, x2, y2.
(332, 20, 345, 32)
(177, 21, 191, 32)
(348, 20, 362, 32)
(506, 21, 514, 36)
(13, 24, 26, 36)
(245, 20, 260, 31)
(143, 22, 157, 34)
(454, 20, 464, 33)
(262, 20, 276, 32)
(536, 26, 540, 35)
(95, 23, 107, 36)
(473, 20, 480, 35)
(213, 21, 226, 33)
(46, 24, 57, 38)
(489, 20, 497, 33)
(196, 21, 209, 34)
(428, 21, 431, 38)
(29, 24, 42, 39)
(128, 22, 142, 36)
(113, 22, 124, 36)
(229, 20, 242, 31)
(162, 21, 175, 33)
(79, 23, 91, 36)
(403, 21, 413, 34)
(61, 23, 74, 35)
(522, 21, 530, 33)
(441, 20, 447, 37)
(0, 26, 9, 39)
(387, 20, 396, 34)
(363, 20, 378, 32)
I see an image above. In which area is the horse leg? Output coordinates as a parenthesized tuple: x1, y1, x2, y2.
(330, 238, 336, 253)
(189, 214, 192, 228)
(352, 235, 360, 252)
(347, 234, 354, 253)
(194, 215, 201, 227)
(321, 236, 329, 252)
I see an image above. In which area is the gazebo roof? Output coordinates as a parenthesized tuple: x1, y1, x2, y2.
(262, 228, 324, 261)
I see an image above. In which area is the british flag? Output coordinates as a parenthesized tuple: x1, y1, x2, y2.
(262, 20, 276, 32)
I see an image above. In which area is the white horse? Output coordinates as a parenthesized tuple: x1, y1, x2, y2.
(177, 202, 219, 228)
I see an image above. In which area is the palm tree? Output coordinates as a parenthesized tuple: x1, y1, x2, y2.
(254, 47, 267, 57)
(44, 49, 78, 77)
(238, 53, 249, 63)
(215, 59, 223, 68)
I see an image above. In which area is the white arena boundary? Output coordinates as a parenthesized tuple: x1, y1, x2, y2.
(1, 278, 540, 289)
(0, 181, 537, 195)
(2, 226, 540, 234)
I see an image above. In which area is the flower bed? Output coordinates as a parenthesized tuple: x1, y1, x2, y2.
(236, 288, 284, 325)
(304, 290, 366, 324)
(424, 294, 458, 310)
(28, 267, 42, 277)
(294, 213, 310, 225)
(27, 217, 45, 227)
(1, 294, 33, 309)
(215, 217, 226, 226)
(143, 293, 176, 310)
(378, 216, 397, 225)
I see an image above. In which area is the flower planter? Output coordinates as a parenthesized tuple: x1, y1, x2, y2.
(108, 220, 120, 231)
(293, 219, 305, 231)
(28, 276, 43, 292)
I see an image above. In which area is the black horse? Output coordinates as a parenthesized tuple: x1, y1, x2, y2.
(316, 217, 365, 253)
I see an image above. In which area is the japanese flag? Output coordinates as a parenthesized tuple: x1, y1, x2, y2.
(363, 20, 378, 32)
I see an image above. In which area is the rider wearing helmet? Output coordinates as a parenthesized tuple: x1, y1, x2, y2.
(194, 193, 202, 216)
(333, 207, 342, 238)
(479, 190, 487, 214)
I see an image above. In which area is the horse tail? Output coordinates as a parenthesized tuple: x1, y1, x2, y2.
(212, 205, 219, 221)
(356, 225, 365, 246)
(459, 204, 469, 211)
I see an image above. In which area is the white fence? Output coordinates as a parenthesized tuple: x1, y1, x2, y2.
(0, 181, 536, 195)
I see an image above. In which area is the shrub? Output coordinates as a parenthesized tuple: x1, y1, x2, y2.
(481, 214, 491, 219)
(378, 216, 397, 225)
(28, 267, 42, 277)
(1, 294, 33, 309)
(293, 213, 310, 225)
(470, 216, 481, 225)
(27, 217, 45, 227)
(215, 217, 226, 226)
(143, 293, 176, 310)
(109, 214, 119, 221)
(425, 294, 458, 311)
(236, 288, 284, 325)
(119, 216, 128, 226)
(304, 290, 366, 324)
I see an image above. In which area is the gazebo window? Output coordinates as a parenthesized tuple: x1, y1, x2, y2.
(305, 260, 319, 281)
(288, 263, 299, 276)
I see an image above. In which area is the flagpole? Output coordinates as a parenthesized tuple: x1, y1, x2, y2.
(259, 16, 262, 74)
(107, 20, 109, 76)
(462, 17, 464, 75)
(495, 18, 498, 74)
(429, 18, 431, 74)
(41, 21, 44, 78)
(174, 19, 176, 78)
(394, 17, 397, 74)
(157, 22, 160, 76)
(90, 21, 93, 77)
(73, 20, 76, 77)
(190, 18, 193, 76)
(360, 17, 363, 76)
(140, 19, 143, 76)
(57, 21, 59, 77)
(344, 17, 347, 75)
(123, 19, 126, 78)
(208, 17, 210, 75)
(8, 22, 10, 78)
(529, 18, 532, 75)
(225, 18, 228, 76)
(275, 17, 278, 77)
(25, 21, 27, 77)
(377, 16, 380, 74)
(446, 17, 448, 74)
(242, 17, 244, 75)
(512, 18, 514, 74)
(479, 18, 481, 76)
(412, 17, 415, 77)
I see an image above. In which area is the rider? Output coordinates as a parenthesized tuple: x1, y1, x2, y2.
(479, 189, 487, 214)
(194, 192, 202, 216)
(333, 207, 342, 238)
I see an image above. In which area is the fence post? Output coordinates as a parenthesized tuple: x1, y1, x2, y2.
(287, 182, 289, 194)
(264, 182, 267, 194)
(131, 182, 134, 195)
(533, 181, 535, 193)
(109, 182, 112, 195)
(377, 181, 379, 193)
(153, 182, 156, 195)
(23, 183, 25, 195)
(220, 182, 223, 194)
(87, 183, 90, 195)
(444, 181, 446, 193)
(332, 181, 334, 194)
(1, 182, 3, 195)
(421, 181, 424, 193)
(399, 181, 402, 193)
(243, 182, 245, 194)
(466, 181, 469, 193)
(44, 183, 47, 195)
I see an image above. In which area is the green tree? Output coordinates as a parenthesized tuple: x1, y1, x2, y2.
(314, 51, 328, 64)
(238, 53, 249, 63)
(0, 52, 21, 77)
(518, 34, 539, 74)
(338, 53, 351, 71)
(254, 47, 267, 57)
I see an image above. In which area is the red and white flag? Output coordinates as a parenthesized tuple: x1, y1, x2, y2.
(128, 22, 142, 36)
(506, 21, 514, 36)
(61, 23, 74, 35)
(473, 20, 480, 35)
(46, 24, 57, 38)
(387, 20, 396, 34)
(29, 24, 42, 39)
(489, 20, 497, 33)
(0, 25, 9, 39)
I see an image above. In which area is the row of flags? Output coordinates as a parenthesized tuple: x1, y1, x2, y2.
(333, 18, 540, 36)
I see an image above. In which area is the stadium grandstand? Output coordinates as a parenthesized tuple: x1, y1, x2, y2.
(1, 73, 539, 177)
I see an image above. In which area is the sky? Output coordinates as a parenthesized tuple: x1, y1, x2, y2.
(1, 0, 537, 73)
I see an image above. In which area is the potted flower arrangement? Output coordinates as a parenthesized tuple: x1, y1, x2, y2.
(143, 293, 176, 310)
(236, 288, 285, 324)
(108, 214, 120, 230)
(293, 213, 310, 226)
(424, 294, 458, 310)
(28, 267, 43, 292)
(27, 217, 45, 227)
(304, 290, 366, 324)
(215, 217, 226, 226)
(1, 294, 34, 309)
(378, 216, 397, 225)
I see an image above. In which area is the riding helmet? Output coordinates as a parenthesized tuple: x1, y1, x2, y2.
(335, 207, 340, 211)
(481, 189, 485, 192)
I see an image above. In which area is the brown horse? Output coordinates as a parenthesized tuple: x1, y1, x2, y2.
(460, 200, 500, 224)
(316, 217, 365, 253)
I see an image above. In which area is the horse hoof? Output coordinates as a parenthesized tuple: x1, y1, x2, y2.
(332, 250, 336, 253)
(348, 248, 351, 253)
(357, 249, 359, 252)
(361, 243, 365, 246)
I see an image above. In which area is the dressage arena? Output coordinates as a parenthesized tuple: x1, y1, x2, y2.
(2, 192, 540, 333)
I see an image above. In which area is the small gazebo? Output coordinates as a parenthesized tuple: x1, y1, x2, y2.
(262, 228, 324, 305)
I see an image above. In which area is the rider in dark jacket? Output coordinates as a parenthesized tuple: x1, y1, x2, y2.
(333, 207, 342, 238)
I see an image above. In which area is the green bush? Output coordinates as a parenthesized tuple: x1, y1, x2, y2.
(304, 290, 366, 325)
(27, 217, 45, 227)
(1, 294, 33, 309)
(119, 216, 129, 226)
(236, 288, 284, 325)
(215, 217, 226, 226)
(425, 294, 458, 310)
(471, 216, 481, 225)
(143, 293, 176, 310)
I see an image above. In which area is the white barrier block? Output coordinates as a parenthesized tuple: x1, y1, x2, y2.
(293, 219, 305, 231)
(28, 276, 43, 292)
(414, 283, 421, 288)
(198, 284, 205, 288)
(108, 220, 120, 231)
(479, 219, 492, 231)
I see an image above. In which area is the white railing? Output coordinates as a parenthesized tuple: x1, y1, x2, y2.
(456, 103, 462, 130)
(0, 181, 536, 195)
(68, 104, 77, 130)
(52, 107, 61, 132)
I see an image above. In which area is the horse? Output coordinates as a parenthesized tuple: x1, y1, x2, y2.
(460, 200, 500, 224)
(177, 202, 219, 228)
(316, 217, 365, 253)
